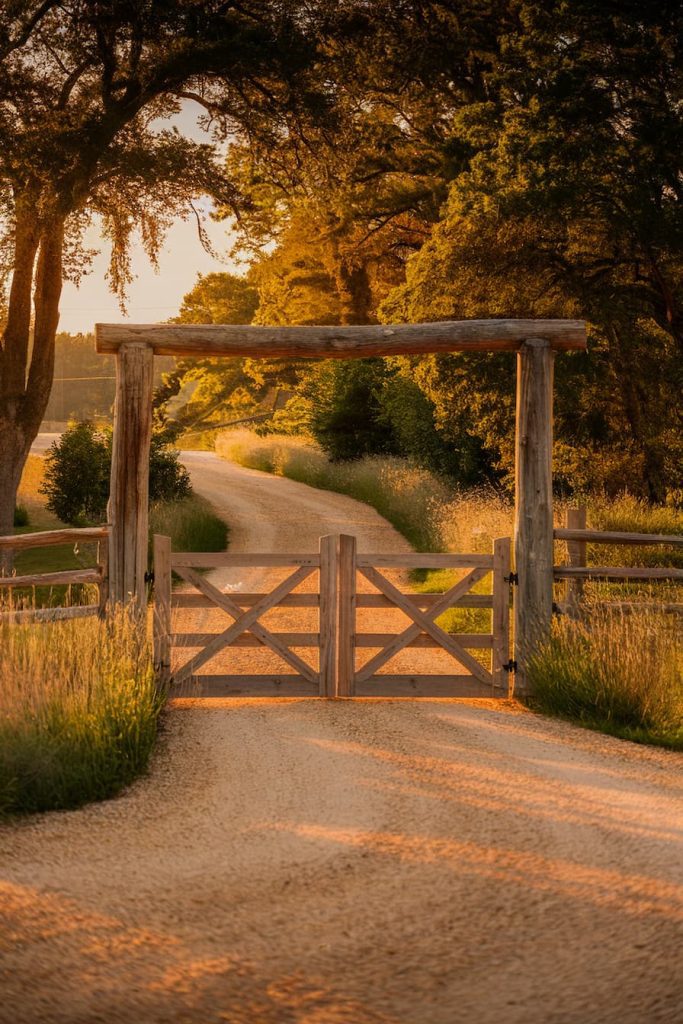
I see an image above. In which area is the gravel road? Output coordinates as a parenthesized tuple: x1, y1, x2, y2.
(1, 452, 682, 1024)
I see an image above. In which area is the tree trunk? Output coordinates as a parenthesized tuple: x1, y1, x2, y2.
(0, 208, 64, 566)
(335, 260, 373, 326)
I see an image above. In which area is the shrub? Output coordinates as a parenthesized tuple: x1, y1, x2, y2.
(149, 494, 228, 554)
(13, 504, 29, 527)
(527, 606, 683, 749)
(0, 608, 163, 814)
(41, 421, 111, 524)
(41, 422, 192, 525)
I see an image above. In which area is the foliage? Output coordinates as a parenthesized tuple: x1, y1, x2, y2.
(528, 608, 683, 751)
(149, 494, 228, 557)
(13, 504, 28, 528)
(0, 608, 162, 815)
(41, 422, 191, 526)
(41, 422, 111, 525)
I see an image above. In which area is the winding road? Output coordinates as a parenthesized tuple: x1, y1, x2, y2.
(1, 451, 682, 1023)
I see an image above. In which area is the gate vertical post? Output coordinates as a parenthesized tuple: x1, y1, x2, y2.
(514, 338, 555, 694)
(108, 342, 154, 607)
(337, 533, 357, 696)
(319, 534, 338, 697)
(492, 537, 511, 696)
(565, 505, 587, 616)
(153, 533, 172, 686)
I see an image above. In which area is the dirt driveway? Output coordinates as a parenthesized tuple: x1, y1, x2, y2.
(1, 454, 682, 1023)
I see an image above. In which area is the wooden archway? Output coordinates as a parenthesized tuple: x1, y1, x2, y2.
(95, 317, 587, 691)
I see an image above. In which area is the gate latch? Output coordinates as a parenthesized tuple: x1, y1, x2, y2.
(144, 570, 155, 584)
(504, 572, 519, 586)
(503, 660, 517, 673)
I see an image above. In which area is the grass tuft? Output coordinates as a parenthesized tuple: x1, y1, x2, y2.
(149, 493, 229, 554)
(0, 607, 163, 815)
(527, 606, 683, 749)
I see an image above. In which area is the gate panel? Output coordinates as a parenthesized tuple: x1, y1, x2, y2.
(336, 535, 512, 698)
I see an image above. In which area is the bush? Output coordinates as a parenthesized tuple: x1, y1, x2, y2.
(13, 504, 29, 527)
(41, 422, 192, 525)
(149, 494, 228, 554)
(0, 608, 163, 814)
(527, 606, 683, 749)
(41, 422, 111, 524)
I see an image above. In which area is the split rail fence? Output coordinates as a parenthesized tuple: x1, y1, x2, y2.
(154, 533, 513, 698)
(554, 506, 683, 615)
(0, 526, 109, 622)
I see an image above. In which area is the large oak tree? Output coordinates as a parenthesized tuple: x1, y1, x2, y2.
(0, 0, 344, 538)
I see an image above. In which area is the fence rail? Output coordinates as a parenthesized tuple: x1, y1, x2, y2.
(0, 526, 109, 622)
(554, 509, 682, 615)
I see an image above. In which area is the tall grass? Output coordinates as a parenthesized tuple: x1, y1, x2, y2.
(149, 493, 229, 554)
(528, 606, 683, 749)
(0, 608, 163, 815)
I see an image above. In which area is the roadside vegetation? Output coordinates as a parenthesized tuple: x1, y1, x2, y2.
(528, 606, 683, 751)
(0, 608, 162, 815)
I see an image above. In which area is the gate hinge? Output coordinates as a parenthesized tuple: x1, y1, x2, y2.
(144, 570, 154, 584)
(503, 660, 517, 673)
(504, 572, 519, 586)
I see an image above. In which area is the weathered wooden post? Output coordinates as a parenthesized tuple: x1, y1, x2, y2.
(337, 533, 357, 696)
(565, 505, 587, 615)
(153, 533, 172, 686)
(513, 338, 555, 694)
(108, 342, 154, 606)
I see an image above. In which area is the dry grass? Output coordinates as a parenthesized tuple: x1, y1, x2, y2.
(528, 605, 683, 749)
(0, 607, 162, 815)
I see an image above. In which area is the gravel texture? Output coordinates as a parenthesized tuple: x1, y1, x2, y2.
(1, 454, 682, 1024)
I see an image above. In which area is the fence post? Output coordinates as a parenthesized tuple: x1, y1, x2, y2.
(108, 342, 154, 607)
(337, 534, 357, 696)
(319, 534, 338, 697)
(492, 537, 512, 696)
(514, 338, 555, 695)
(565, 505, 587, 615)
(153, 534, 172, 687)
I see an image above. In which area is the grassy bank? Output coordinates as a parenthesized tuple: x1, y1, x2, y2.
(0, 608, 163, 815)
(528, 606, 683, 750)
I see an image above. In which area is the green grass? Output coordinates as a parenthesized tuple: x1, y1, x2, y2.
(149, 493, 229, 554)
(0, 608, 163, 815)
(527, 606, 683, 750)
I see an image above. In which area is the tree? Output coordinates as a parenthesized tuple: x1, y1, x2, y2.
(0, 0, 341, 538)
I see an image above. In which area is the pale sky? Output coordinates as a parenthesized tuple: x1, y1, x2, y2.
(58, 102, 240, 335)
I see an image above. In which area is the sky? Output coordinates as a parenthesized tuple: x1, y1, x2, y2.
(58, 102, 240, 335)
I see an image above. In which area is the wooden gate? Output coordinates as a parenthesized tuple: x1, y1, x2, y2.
(337, 535, 512, 697)
(153, 534, 337, 696)
(153, 533, 512, 698)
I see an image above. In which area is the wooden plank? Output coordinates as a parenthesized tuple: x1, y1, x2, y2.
(354, 593, 494, 609)
(319, 534, 337, 697)
(95, 319, 587, 357)
(357, 566, 493, 686)
(353, 676, 497, 698)
(153, 535, 172, 686)
(171, 552, 320, 568)
(554, 566, 683, 581)
(337, 534, 357, 697)
(564, 506, 586, 615)
(0, 526, 108, 550)
(172, 675, 319, 698)
(172, 592, 320, 609)
(355, 566, 490, 682)
(554, 528, 683, 547)
(492, 537, 512, 696)
(0, 568, 101, 589)
(172, 566, 318, 684)
(356, 633, 493, 649)
(171, 632, 321, 647)
(108, 343, 154, 606)
(0, 603, 100, 624)
(355, 553, 494, 569)
(554, 601, 683, 616)
(514, 338, 555, 694)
